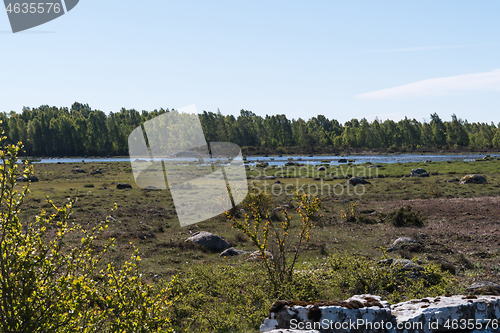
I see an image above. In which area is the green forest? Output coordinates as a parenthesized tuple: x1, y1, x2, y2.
(2, 102, 500, 156)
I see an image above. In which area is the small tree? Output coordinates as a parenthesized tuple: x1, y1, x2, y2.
(228, 192, 321, 294)
(0, 129, 173, 332)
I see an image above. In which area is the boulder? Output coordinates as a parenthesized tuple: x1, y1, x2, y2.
(247, 250, 273, 262)
(185, 231, 231, 252)
(16, 175, 39, 182)
(348, 177, 371, 186)
(338, 159, 348, 163)
(273, 205, 290, 211)
(410, 168, 429, 177)
(72, 168, 86, 173)
(387, 237, 419, 252)
(116, 183, 132, 189)
(262, 294, 500, 333)
(466, 281, 500, 295)
(445, 178, 459, 183)
(368, 164, 383, 168)
(91, 169, 102, 175)
(220, 247, 246, 257)
(391, 295, 500, 333)
(106, 216, 118, 223)
(316, 166, 326, 172)
(460, 174, 487, 184)
(391, 259, 423, 272)
(261, 294, 392, 333)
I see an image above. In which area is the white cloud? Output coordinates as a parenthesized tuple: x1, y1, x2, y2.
(356, 69, 500, 100)
(364, 45, 475, 53)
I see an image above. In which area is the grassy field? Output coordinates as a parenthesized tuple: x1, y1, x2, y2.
(22, 158, 500, 331)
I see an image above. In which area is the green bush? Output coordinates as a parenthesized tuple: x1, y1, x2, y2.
(388, 206, 424, 227)
(166, 263, 321, 333)
(0, 133, 173, 332)
(324, 252, 453, 304)
(229, 192, 321, 294)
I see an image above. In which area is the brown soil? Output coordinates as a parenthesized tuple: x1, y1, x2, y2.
(370, 196, 500, 286)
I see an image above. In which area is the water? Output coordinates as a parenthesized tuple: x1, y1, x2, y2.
(26, 153, 498, 165)
(245, 153, 499, 166)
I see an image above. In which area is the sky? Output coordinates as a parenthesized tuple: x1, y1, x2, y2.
(1, 1, 499, 124)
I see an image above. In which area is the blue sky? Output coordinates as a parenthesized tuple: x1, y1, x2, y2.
(1, 1, 499, 124)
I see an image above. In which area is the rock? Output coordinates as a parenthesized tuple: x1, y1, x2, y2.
(72, 168, 86, 173)
(460, 174, 487, 184)
(261, 294, 392, 333)
(391, 295, 500, 333)
(106, 216, 118, 222)
(368, 165, 383, 168)
(316, 166, 326, 172)
(348, 177, 371, 185)
(285, 161, 295, 166)
(91, 169, 102, 175)
(262, 293, 500, 333)
(116, 183, 132, 189)
(254, 175, 276, 180)
(274, 180, 282, 184)
(391, 259, 424, 280)
(391, 259, 423, 272)
(378, 258, 394, 266)
(273, 205, 290, 211)
(445, 178, 459, 183)
(466, 281, 500, 295)
(185, 231, 231, 252)
(387, 237, 419, 252)
(220, 247, 246, 257)
(410, 168, 429, 177)
(338, 159, 348, 163)
(16, 175, 39, 182)
(425, 159, 432, 163)
(247, 250, 273, 262)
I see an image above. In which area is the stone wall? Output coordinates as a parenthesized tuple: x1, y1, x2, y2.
(261, 294, 500, 333)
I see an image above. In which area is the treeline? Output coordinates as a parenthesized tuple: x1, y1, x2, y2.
(1, 102, 500, 156)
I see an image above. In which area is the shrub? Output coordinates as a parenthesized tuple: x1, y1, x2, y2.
(427, 182, 442, 198)
(340, 201, 359, 222)
(388, 206, 424, 227)
(228, 192, 321, 294)
(0, 133, 173, 332)
(166, 263, 321, 332)
(324, 252, 454, 304)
